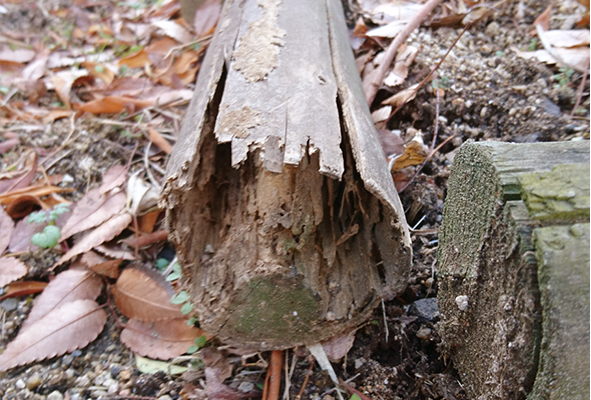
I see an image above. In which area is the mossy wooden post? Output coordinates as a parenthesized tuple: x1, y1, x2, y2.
(437, 140, 589, 400)
(161, 0, 412, 350)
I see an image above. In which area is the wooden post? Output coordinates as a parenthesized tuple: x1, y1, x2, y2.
(161, 0, 412, 350)
(437, 140, 589, 400)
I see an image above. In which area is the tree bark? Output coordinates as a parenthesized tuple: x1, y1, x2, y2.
(437, 140, 590, 400)
(161, 0, 412, 351)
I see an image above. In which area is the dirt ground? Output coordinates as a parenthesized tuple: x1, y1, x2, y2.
(0, 0, 589, 399)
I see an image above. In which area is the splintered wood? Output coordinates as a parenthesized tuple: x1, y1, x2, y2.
(162, 0, 411, 350)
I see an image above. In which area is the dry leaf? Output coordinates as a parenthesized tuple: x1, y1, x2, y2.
(118, 49, 152, 69)
(0, 280, 47, 301)
(382, 83, 419, 107)
(0, 257, 28, 287)
(120, 318, 202, 360)
(0, 47, 36, 63)
(0, 150, 37, 195)
(81, 61, 115, 85)
(153, 20, 193, 44)
(127, 173, 160, 215)
(543, 29, 590, 48)
(21, 268, 103, 331)
(533, 4, 552, 32)
(0, 184, 73, 206)
(0, 205, 15, 254)
(391, 133, 428, 171)
(0, 138, 19, 154)
(50, 69, 90, 109)
(56, 212, 132, 266)
(60, 190, 126, 241)
(112, 265, 183, 321)
(94, 243, 135, 260)
(75, 96, 153, 114)
(100, 164, 128, 195)
(123, 230, 168, 249)
(321, 331, 356, 362)
(193, 0, 222, 37)
(383, 45, 419, 88)
(5, 195, 44, 219)
(0, 299, 107, 372)
(80, 251, 121, 279)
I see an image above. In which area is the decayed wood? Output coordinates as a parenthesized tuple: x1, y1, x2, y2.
(437, 140, 589, 400)
(161, 0, 412, 350)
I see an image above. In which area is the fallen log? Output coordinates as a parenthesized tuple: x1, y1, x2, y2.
(437, 140, 590, 400)
(161, 0, 412, 350)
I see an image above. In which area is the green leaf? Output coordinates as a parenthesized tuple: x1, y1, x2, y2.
(195, 335, 207, 347)
(187, 345, 199, 354)
(156, 258, 170, 270)
(28, 211, 47, 224)
(181, 302, 194, 315)
(49, 204, 70, 222)
(31, 225, 61, 248)
(166, 262, 181, 281)
(350, 394, 361, 400)
(186, 317, 198, 326)
(170, 291, 190, 305)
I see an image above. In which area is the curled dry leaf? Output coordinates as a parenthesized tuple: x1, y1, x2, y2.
(120, 318, 203, 360)
(0, 299, 107, 372)
(0, 150, 37, 195)
(20, 268, 103, 332)
(56, 212, 132, 266)
(94, 243, 135, 260)
(0, 280, 47, 301)
(0, 205, 15, 254)
(112, 265, 183, 321)
(60, 189, 126, 241)
(81, 251, 121, 279)
(391, 133, 428, 172)
(382, 83, 419, 107)
(0, 257, 28, 287)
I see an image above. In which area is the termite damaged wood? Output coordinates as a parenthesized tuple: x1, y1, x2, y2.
(160, 0, 412, 350)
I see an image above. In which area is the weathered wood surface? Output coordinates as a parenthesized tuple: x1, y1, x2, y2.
(161, 0, 412, 350)
(437, 140, 589, 400)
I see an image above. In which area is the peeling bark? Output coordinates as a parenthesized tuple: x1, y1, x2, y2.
(162, 0, 411, 350)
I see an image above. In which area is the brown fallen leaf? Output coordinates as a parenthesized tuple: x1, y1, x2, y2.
(382, 83, 419, 107)
(0, 257, 28, 287)
(0, 150, 37, 195)
(0, 138, 19, 154)
(148, 127, 173, 154)
(391, 134, 428, 172)
(321, 330, 356, 362)
(4, 194, 44, 219)
(94, 243, 135, 261)
(56, 212, 132, 266)
(81, 251, 121, 279)
(0, 280, 47, 301)
(74, 96, 153, 114)
(60, 190, 126, 241)
(0, 299, 107, 372)
(0, 205, 15, 254)
(193, 0, 222, 37)
(120, 318, 203, 360)
(112, 265, 183, 321)
(0, 184, 74, 206)
(100, 164, 128, 195)
(118, 49, 152, 69)
(123, 230, 168, 249)
(20, 267, 103, 332)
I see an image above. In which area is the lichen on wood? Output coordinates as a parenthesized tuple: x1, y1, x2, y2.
(437, 140, 590, 400)
(161, 0, 411, 350)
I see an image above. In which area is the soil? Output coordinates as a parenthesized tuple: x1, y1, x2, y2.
(0, 0, 589, 400)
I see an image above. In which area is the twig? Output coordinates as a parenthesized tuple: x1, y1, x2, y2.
(295, 360, 314, 400)
(398, 87, 441, 193)
(262, 350, 283, 400)
(570, 60, 589, 117)
(381, 298, 389, 343)
(365, 0, 445, 106)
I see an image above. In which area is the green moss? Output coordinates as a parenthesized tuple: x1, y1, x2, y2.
(228, 276, 320, 341)
(519, 163, 590, 221)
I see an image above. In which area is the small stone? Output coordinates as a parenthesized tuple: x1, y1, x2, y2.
(119, 389, 132, 396)
(408, 298, 439, 321)
(455, 295, 469, 311)
(47, 390, 64, 400)
(355, 357, 367, 369)
(238, 381, 254, 393)
(480, 107, 488, 118)
(416, 327, 432, 340)
(1, 298, 18, 311)
(322, 395, 335, 400)
(26, 372, 43, 390)
(62, 355, 74, 367)
(158, 396, 173, 400)
(508, 108, 517, 116)
(91, 390, 108, 398)
(118, 370, 131, 380)
(15, 379, 26, 389)
(485, 21, 501, 37)
(75, 375, 91, 388)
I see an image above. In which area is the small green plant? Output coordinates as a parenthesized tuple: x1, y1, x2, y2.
(187, 335, 208, 354)
(528, 38, 538, 51)
(350, 394, 362, 400)
(553, 67, 575, 88)
(165, 261, 181, 282)
(28, 204, 70, 249)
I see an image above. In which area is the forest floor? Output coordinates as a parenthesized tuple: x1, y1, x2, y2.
(0, 0, 588, 399)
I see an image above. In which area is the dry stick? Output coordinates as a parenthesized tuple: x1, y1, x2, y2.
(570, 59, 590, 117)
(262, 350, 283, 400)
(295, 360, 315, 400)
(398, 88, 441, 193)
(365, 0, 445, 106)
(387, 22, 471, 123)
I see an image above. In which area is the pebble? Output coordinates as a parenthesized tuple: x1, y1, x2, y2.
(119, 370, 132, 380)
(238, 381, 255, 392)
(408, 298, 439, 321)
(416, 327, 432, 340)
(485, 21, 501, 37)
(16, 379, 26, 389)
(26, 372, 43, 390)
(1, 298, 18, 311)
(158, 396, 173, 400)
(75, 375, 91, 388)
(47, 390, 64, 400)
